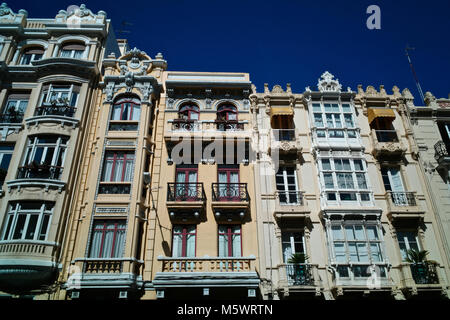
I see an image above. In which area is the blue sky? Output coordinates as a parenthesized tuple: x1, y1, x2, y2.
(16, 0, 450, 104)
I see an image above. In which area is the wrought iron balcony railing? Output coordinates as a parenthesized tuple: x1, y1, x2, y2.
(17, 164, 63, 180)
(0, 112, 24, 123)
(98, 182, 131, 194)
(35, 104, 76, 117)
(410, 262, 439, 285)
(283, 263, 314, 286)
(389, 191, 417, 206)
(272, 129, 296, 141)
(171, 119, 201, 132)
(215, 120, 244, 132)
(375, 129, 399, 142)
(167, 182, 206, 202)
(212, 183, 249, 202)
(434, 140, 449, 162)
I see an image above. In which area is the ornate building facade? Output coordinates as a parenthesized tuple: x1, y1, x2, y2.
(0, 3, 449, 301)
(0, 3, 120, 296)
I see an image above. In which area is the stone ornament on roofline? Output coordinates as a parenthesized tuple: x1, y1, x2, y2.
(317, 71, 342, 93)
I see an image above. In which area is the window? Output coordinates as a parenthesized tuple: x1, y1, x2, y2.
(99, 151, 135, 194)
(89, 220, 126, 258)
(276, 166, 300, 204)
(1, 93, 29, 123)
(0, 145, 14, 187)
(216, 104, 241, 131)
(19, 135, 68, 180)
(175, 165, 198, 201)
(19, 47, 44, 65)
(217, 164, 240, 201)
(310, 102, 357, 139)
(1, 202, 53, 241)
(179, 103, 199, 121)
(172, 225, 196, 257)
(59, 42, 86, 59)
(218, 225, 242, 257)
(109, 97, 141, 131)
(40, 84, 79, 107)
(320, 158, 371, 203)
(381, 166, 404, 192)
(397, 231, 420, 261)
(282, 232, 305, 263)
(329, 222, 386, 278)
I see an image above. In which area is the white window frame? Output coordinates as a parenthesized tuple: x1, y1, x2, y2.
(327, 220, 388, 281)
(23, 136, 68, 169)
(19, 49, 44, 65)
(40, 84, 79, 107)
(58, 43, 87, 59)
(319, 157, 371, 205)
(1, 202, 53, 241)
(310, 102, 358, 140)
(276, 166, 300, 205)
(396, 230, 421, 262)
(281, 231, 306, 263)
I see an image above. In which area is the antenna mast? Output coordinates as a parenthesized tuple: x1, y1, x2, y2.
(405, 46, 425, 104)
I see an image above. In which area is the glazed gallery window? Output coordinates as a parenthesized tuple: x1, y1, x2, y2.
(40, 84, 79, 107)
(109, 97, 141, 131)
(282, 232, 305, 263)
(276, 166, 300, 204)
(218, 225, 242, 257)
(329, 222, 386, 278)
(320, 158, 371, 203)
(20, 136, 68, 180)
(1, 93, 29, 123)
(89, 220, 127, 258)
(59, 42, 86, 59)
(19, 47, 44, 65)
(172, 225, 196, 257)
(1, 202, 53, 241)
(311, 102, 356, 139)
(397, 231, 420, 261)
(0, 145, 14, 186)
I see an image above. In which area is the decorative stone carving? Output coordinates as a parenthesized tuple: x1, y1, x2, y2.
(55, 4, 106, 23)
(392, 86, 401, 98)
(272, 85, 284, 94)
(424, 91, 438, 107)
(0, 2, 27, 20)
(318, 71, 342, 93)
(402, 88, 414, 101)
(0, 2, 13, 16)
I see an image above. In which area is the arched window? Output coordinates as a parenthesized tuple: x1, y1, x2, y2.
(59, 42, 86, 59)
(109, 96, 141, 131)
(178, 103, 199, 121)
(217, 104, 238, 121)
(20, 46, 44, 65)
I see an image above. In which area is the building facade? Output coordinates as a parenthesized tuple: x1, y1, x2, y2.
(0, 3, 449, 301)
(0, 3, 120, 297)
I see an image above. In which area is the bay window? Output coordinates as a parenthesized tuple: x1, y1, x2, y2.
(89, 220, 126, 258)
(1, 92, 29, 123)
(328, 221, 387, 279)
(319, 157, 371, 203)
(0, 145, 14, 187)
(39, 84, 79, 117)
(311, 102, 357, 139)
(1, 202, 53, 241)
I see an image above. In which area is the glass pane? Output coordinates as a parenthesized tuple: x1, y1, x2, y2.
(331, 225, 343, 240)
(25, 215, 38, 239)
(334, 243, 346, 262)
(321, 159, 331, 170)
(370, 243, 382, 262)
(13, 214, 27, 239)
(312, 104, 321, 112)
(324, 173, 334, 188)
(354, 160, 363, 171)
(366, 226, 378, 240)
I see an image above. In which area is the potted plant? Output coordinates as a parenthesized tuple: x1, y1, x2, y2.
(287, 253, 310, 285)
(405, 248, 431, 284)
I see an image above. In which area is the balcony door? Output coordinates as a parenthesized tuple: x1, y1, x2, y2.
(281, 232, 305, 263)
(381, 166, 408, 205)
(276, 167, 299, 204)
(175, 165, 198, 201)
(217, 165, 239, 201)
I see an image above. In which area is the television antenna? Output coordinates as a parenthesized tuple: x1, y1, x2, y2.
(405, 45, 425, 104)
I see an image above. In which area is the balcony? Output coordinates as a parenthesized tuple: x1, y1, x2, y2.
(0, 240, 60, 292)
(434, 141, 450, 168)
(66, 258, 144, 294)
(108, 121, 139, 131)
(0, 111, 24, 140)
(396, 262, 445, 296)
(166, 183, 206, 215)
(153, 255, 260, 298)
(25, 103, 79, 128)
(98, 182, 131, 195)
(211, 183, 250, 218)
(164, 119, 250, 140)
(385, 191, 424, 218)
(269, 129, 301, 155)
(371, 129, 406, 158)
(17, 164, 63, 180)
(274, 191, 311, 221)
(0, 111, 24, 124)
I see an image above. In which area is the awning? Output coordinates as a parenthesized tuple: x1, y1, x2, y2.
(269, 106, 294, 117)
(368, 108, 395, 124)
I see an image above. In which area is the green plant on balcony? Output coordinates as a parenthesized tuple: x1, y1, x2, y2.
(405, 248, 428, 263)
(287, 253, 309, 264)
(287, 253, 311, 285)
